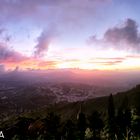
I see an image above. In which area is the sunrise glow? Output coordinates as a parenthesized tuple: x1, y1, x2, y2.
(0, 0, 140, 72)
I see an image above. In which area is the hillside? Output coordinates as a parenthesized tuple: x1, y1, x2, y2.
(19, 84, 140, 121)
(0, 84, 140, 140)
(51, 84, 140, 120)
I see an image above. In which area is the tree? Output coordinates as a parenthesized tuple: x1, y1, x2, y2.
(132, 90, 140, 139)
(107, 94, 116, 140)
(132, 116, 140, 139)
(131, 86, 140, 139)
(88, 110, 104, 140)
(116, 107, 125, 140)
(16, 117, 33, 140)
(134, 85, 140, 116)
(43, 112, 61, 140)
(116, 96, 132, 140)
(63, 119, 77, 140)
(77, 112, 86, 140)
(124, 108, 132, 140)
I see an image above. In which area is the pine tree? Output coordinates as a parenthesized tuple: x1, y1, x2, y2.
(116, 107, 124, 140)
(107, 94, 116, 140)
(77, 112, 86, 140)
(132, 90, 140, 139)
(43, 112, 61, 140)
(116, 96, 132, 140)
(88, 110, 104, 140)
(63, 119, 77, 140)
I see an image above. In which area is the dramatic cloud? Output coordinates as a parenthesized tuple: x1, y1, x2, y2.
(0, 64, 5, 73)
(1, 0, 140, 71)
(88, 18, 140, 51)
(104, 19, 140, 45)
(0, 44, 26, 62)
(34, 29, 56, 57)
(0, 43, 58, 70)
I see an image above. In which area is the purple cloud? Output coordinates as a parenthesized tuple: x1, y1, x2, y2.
(88, 18, 140, 51)
(104, 19, 140, 45)
(0, 64, 5, 73)
(34, 29, 56, 57)
(0, 43, 26, 62)
(0, 0, 109, 25)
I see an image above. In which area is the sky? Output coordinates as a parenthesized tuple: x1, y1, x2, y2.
(0, 0, 140, 71)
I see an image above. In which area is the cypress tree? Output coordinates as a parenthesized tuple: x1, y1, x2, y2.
(107, 94, 116, 140)
(77, 112, 86, 140)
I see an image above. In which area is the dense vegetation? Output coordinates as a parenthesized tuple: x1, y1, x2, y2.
(1, 85, 140, 140)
